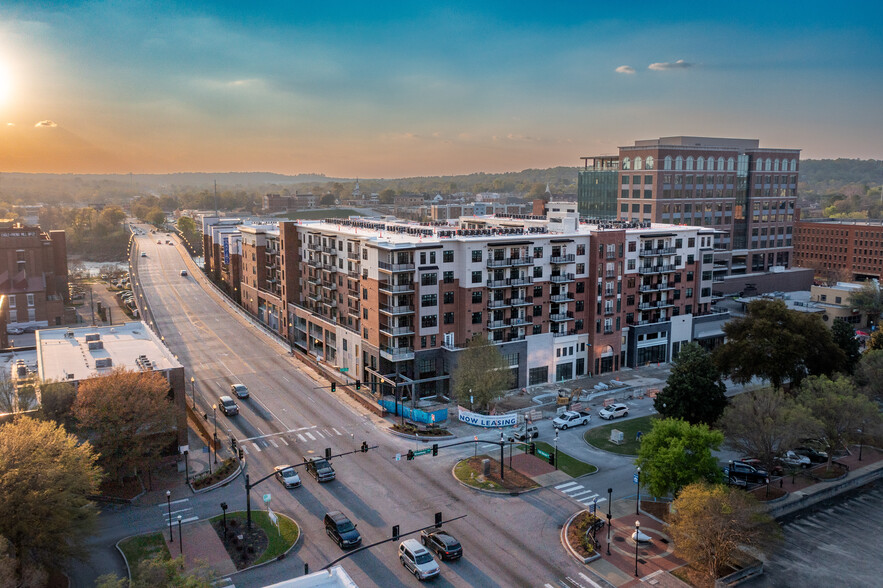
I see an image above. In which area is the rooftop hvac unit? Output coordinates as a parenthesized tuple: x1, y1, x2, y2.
(84, 333, 101, 342)
(95, 358, 113, 368)
(88, 341, 104, 350)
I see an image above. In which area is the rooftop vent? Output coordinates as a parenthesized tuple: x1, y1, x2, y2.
(84, 333, 101, 342)
(87, 341, 104, 350)
(95, 358, 113, 368)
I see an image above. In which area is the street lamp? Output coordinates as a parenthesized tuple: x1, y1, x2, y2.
(606, 487, 613, 556)
(635, 467, 641, 515)
(190, 377, 196, 408)
(554, 430, 559, 470)
(634, 520, 640, 577)
(177, 515, 183, 557)
(166, 490, 173, 542)
(858, 428, 864, 461)
(221, 502, 228, 538)
(212, 404, 218, 465)
(183, 450, 189, 484)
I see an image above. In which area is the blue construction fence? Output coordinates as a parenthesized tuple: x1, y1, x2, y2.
(378, 398, 448, 425)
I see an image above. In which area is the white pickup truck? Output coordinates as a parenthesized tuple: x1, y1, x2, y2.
(552, 410, 591, 430)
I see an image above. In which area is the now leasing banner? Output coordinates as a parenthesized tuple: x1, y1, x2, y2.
(457, 406, 518, 428)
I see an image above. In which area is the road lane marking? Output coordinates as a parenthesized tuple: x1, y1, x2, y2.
(305, 432, 316, 441)
(280, 437, 289, 445)
(578, 573, 604, 588)
(297, 434, 306, 442)
(555, 482, 578, 490)
(252, 443, 262, 452)
(332, 428, 341, 435)
(270, 439, 279, 448)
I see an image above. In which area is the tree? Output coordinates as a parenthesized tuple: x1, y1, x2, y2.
(635, 418, 724, 498)
(715, 299, 845, 391)
(147, 208, 166, 227)
(854, 349, 883, 401)
(379, 188, 396, 204)
(830, 319, 861, 374)
(319, 193, 336, 206)
(0, 417, 102, 582)
(72, 368, 178, 481)
(655, 343, 727, 425)
(797, 375, 882, 469)
(868, 329, 883, 351)
(96, 554, 213, 588)
(37, 380, 78, 424)
(451, 335, 512, 412)
(719, 388, 817, 474)
(668, 482, 780, 585)
(848, 281, 883, 327)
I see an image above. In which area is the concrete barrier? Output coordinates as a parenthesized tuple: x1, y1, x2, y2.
(765, 460, 883, 519)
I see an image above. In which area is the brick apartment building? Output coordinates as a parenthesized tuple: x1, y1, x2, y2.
(204, 203, 729, 406)
(580, 137, 802, 293)
(793, 218, 883, 281)
(0, 221, 69, 329)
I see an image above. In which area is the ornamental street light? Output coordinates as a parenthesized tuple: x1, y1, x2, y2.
(177, 515, 183, 557)
(190, 376, 196, 408)
(606, 487, 613, 556)
(212, 404, 218, 465)
(634, 520, 640, 577)
(636, 467, 641, 515)
(166, 490, 173, 542)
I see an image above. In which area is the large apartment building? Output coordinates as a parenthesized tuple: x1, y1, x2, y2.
(794, 218, 883, 281)
(204, 204, 728, 405)
(0, 221, 68, 329)
(579, 136, 800, 292)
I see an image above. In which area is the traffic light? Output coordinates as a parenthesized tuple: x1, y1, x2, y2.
(434, 511, 443, 528)
(406, 449, 414, 461)
(238, 448, 244, 459)
(355, 379, 361, 390)
(331, 382, 336, 392)
(528, 442, 536, 455)
(231, 437, 237, 450)
(325, 447, 332, 459)
(432, 443, 438, 457)
(392, 525, 400, 541)
(361, 441, 369, 453)
(548, 451, 555, 466)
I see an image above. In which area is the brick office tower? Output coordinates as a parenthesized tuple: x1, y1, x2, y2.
(0, 221, 69, 329)
(794, 219, 883, 281)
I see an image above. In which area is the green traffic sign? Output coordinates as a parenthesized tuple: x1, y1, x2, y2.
(414, 448, 432, 456)
(536, 449, 550, 459)
(339, 367, 349, 372)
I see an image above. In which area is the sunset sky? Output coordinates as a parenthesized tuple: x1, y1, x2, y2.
(1, 1, 881, 178)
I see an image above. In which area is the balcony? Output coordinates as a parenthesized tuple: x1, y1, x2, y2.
(307, 275, 322, 286)
(379, 282, 415, 294)
(307, 292, 321, 303)
(638, 283, 674, 292)
(638, 300, 674, 311)
(550, 293, 573, 303)
(488, 299, 510, 309)
(509, 276, 533, 287)
(639, 247, 676, 257)
(550, 254, 575, 264)
(505, 334, 526, 343)
(307, 258, 321, 268)
(379, 346, 415, 362)
(380, 323, 415, 336)
(638, 265, 675, 275)
(606, 251, 617, 260)
(347, 288, 360, 299)
(509, 296, 533, 306)
(347, 304, 360, 316)
(378, 261, 415, 273)
(487, 320, 507, 330)
(508, 316, 533, 327)
(379, 304, 415, 315)
(348, 270, 360, 280)
(550, 273, 575, 283)
(321, 263, 338, 273)
(552, 329, 577, 338)
(322, 246, 337, 255)
(486, 256, 534, 268)
(321, 298, 337, 308)
(322, 281, 337, 291)
(550, 312, 574, 322)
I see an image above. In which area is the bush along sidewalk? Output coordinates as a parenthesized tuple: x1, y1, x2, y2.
(192, 458, 238, 491)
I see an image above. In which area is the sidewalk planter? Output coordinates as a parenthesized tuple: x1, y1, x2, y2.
(190, 458, 242, 494)
(561, 510, 602, 564)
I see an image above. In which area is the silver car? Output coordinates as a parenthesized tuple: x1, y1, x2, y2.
(274, 465, 301, 488)
(599, 403, 629, 420)
(399, 539, 440, 581)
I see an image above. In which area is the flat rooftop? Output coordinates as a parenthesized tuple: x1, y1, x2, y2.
(36, 322, 182, 383)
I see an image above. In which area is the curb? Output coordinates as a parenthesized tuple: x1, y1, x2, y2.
(190, 463, 243, 494)
(561, 510, 602, 564)
(450, 459, 542, 496)
(387, 428, 455, 442)
(223, 512, 302, 579)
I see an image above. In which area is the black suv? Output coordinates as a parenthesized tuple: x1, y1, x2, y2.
(304, 456, 336, 482)
(324, 511, 361, 549)
(420, 529, 463, 561)
(723, 461, 769, 486)
(217, 395, 239, 416)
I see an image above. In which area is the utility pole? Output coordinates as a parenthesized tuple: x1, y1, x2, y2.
(89, 285, 95, 325)
(214, 180, 218, 217)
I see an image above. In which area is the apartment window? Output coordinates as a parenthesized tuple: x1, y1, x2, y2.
(363, 308, 368, 319)
(576, 282, 585, 293)
(431, 334, 436, 347)
(444, 312, 455, 324)
(643, 205, 652, 213)
(533, 305, 542, 317)
(686, 288, 693, 298)
(576, 244, 585, 256)
(575, 300, 584, 311)
(443, 271, 454, 283)
(627, 259, 636, 270)
(429, 251, 436, 264)
(421, 336, 427, 348)
(472, 312, 482, 324)
(575, 319, 584, 331)
(529, 366, 548, 385)
(534, 285, 543, 298)
(534, 246, 544, 258)
(532, 324, 542, 335)
(421, 294, 438, 307)
(533, 266, 543, 278)
(443, 250, 454, 263)
(471, 271, 482, 284)
(7, 295, 14, 308)
(420, 252, 426, 265)
(421, 315, 438, 328)
(472, 291, 483, 304)
(472, 250, 482, 262)
(443, 291, 454, 304)
(421, 273, 437, 286)
(576, 263, 585, 274)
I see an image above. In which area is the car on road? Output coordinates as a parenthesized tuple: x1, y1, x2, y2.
(230, 383, 249, 399)
(217, 395, 239, 416)
(399, 539, 440, 581)
(157, 240, 162, 244)
(180, 269, 188, 277)
(553, 410, 591, 430)
(420, 529, 462, 561)
(324, 511, 361, 549)
(598, 403, 629, 420)
(776, 450, 812, 469)
(6, 327, 24, 335)
(274, 465, 301, 489)
(140, 252, 147, 257)
(511, 423, 539, 441)
(304, 456, 335, 482)
(723, 460, 770, 486)
(793, 447, 828, 464)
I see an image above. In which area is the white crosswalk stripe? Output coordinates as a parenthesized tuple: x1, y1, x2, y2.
(252, 443, 262, 452)
(242, 445, 250, 454)
(161, 499, 198, 524)
(332, 428, 341, 435)
(555, 483, 606, 506)
(555, 481, 578, 490)
(315, 430, 324, 438)
(270, 439, 278, 448)
(280, 437, 289, 446)
(305, 432, 316, 441)
(578, 572, 604, 588)
(297, 434, 306, 442)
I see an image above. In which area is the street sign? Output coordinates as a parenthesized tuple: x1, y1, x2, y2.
(263, 493, 271, 503)
(633, 473, 639, 484)
(340, 367, 349, 372)
(589, 502, 596, 514)
(414, 448, 431, 456)
(395, 453, 401, 461)
(537, 449, 550, 459)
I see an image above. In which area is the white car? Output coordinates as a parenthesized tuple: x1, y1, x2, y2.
(399, 539, 440, 581)
(598, 403, 629, 420)
(776, 450, 811, 469)
(274, 465, 301, 488)
(553, 411, 591, 430)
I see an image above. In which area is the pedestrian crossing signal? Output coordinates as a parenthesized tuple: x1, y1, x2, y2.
(432, 443, 438, 457)
(361, 441, 369, 453)
(331, 382, 336, 392)
(355, 380, 361, 390)
(528, 442, 536, 455)
(406, 450, 414, 461)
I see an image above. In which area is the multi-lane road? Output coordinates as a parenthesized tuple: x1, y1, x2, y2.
(127, 228, 620, 587)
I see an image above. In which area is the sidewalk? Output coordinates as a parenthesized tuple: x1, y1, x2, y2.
(162, 520, 237, 577)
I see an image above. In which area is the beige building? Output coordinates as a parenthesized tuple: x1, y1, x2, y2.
(809, 282, 873, 329)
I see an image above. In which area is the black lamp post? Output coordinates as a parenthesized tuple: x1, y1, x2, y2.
(177, 515, 183, 557)
(554, 430, 559, 470)
(212, 404, 218, 465)
(190, 376, 195, 408)
(858, 427, 864, 461)
(221, 502, 228, 538)
(166, 490, 173, 542)
(635, 467, 641, 515)
(183, 450, 189, 484)
(634, 520, 640, 577)
(606, 487, 613, 556)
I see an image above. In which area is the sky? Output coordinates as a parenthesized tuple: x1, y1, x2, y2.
(0, 1, 881, 178)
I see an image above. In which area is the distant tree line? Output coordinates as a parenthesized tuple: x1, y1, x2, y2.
(39, 204, 128, 261)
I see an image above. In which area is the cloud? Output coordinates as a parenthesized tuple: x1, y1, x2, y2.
(615, 65, 636, 75)
(35, 120, 58, 127)
(648, 59, 693, 71)
(6, 123, 13, 127)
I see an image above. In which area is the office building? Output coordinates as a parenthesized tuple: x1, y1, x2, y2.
(794, 218, 883, 281)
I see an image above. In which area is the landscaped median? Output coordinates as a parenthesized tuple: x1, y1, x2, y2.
(209, 510, 300, 569)
(453, 455, 539, 493)
(584, 415, 656, 455)
(534, 442, 597, 477)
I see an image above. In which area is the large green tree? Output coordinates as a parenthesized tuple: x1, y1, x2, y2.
(0, 417, 102, 582)
(848, 281, 883, 328)
(714, 299, 845, 391)
(830, 319, 861, 374)
(668, 482, 780, 585)
(451, 335, 512, 412)
(797, 375, 882, 469)
(854, 349, 883, 401)
(635, 418, 724, 498)
(719, 388, 818, 474)
(655, 343, 727, 425)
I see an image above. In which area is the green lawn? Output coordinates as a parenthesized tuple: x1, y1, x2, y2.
(213, 510, 300, 564)
(584, 415, 656, 455)
(281, 209, 360, 220)
(118, 532, 169, 581)
(534, 442, 597, 477)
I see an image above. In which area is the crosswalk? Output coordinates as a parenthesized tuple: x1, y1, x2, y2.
(554, 481, 607, 508)
(544, 571, 607, 588)
(159, 498, 198, 525)
(239, 426, 347, 455)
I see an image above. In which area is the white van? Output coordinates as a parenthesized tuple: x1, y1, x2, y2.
(399, 539, 440, 581)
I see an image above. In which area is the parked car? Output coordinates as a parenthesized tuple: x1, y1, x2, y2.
(399, 539, 440, 581)
(776, 450, 812, 469)
(274, 465, 301, 489)
(723, 461, 770, 486)
(793, 447, 828, 464)
(420, 529, 462, 561)
(217, 395, 239, 416)
(511, 423, 539, 441)
(304, 456, 335, 482)
(140, 252, 147, 257)
(6, 327, 23, 335)
(324, 511, 361, 549)
(553, 410, 591, 430)
(230, 383, 249, 399)
(598, 403, 629, 420)
(180, 269, 188, 277)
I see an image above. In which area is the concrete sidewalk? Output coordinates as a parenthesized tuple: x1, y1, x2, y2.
(163, 519, 237, 577)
